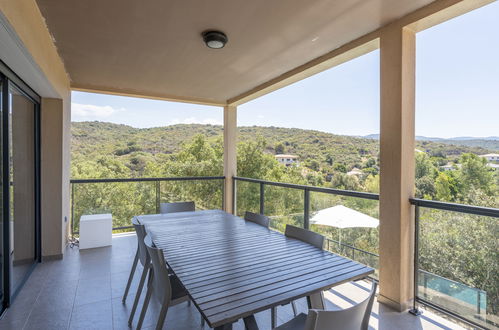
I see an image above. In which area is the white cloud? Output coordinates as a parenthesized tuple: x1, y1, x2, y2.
(72, 103, 125, 118)
(168, 117, 222, 125)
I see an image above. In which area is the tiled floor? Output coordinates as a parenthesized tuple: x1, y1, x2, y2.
(0, 233, 466, 330)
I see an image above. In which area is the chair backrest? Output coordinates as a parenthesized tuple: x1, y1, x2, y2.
(160, 201, 195, 214)
(143, 235, 172, 306)
(285, 225, 324, 249)
(244, 211, 270, 228)
(304, 281, 378, 330)
(132, 217, 150, 267)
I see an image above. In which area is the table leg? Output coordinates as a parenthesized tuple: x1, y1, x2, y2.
(214, 324, 233, 330)
(308, 292, 325, 309)
(243, 315, 259, 330)
(271, 306, 277, 328)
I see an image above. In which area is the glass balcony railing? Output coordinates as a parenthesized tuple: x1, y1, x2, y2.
(410, 199, 499, 329)
(235, 176, 498, 329)
(70, 176, 225, 234)
(234, 176, 379, 277)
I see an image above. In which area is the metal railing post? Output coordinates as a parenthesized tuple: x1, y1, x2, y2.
(155, 180, 161, 213)
(409, 205, 421, 315)
(232, 177, 236, 215)
(222, 179, 227, 210)
(304, 189, 310, 229)
(71, 183, 75, 237)
(260, 182, 265, 215)
(477, 291, 481, 315)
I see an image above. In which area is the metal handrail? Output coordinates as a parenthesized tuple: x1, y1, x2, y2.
(70, 176, 225, 184)
(233, 176, 379, 200)
(410, 198, 499, 218)
(326, 238, 379, 258)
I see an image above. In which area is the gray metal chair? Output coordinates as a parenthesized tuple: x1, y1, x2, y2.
(271, 225, 326, 328)
(285, 225, 324, 249)
(274, 281, 378, 330)
(122, 201, 196, 303)
(159, 201, 195, 214)
(136, 235, 190, 330)
(127, 218, 152, 326)
(244, 211, 270, 228)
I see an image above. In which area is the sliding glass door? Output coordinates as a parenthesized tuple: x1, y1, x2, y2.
(0, 75, 4, 314)
(8, 85, 39, 296)
(0, 64, 41, 314)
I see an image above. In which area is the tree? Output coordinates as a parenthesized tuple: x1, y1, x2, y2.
(415, 153, 437, 198)
(333, 163, 347, 173)
(435, 172, 459, 202)
(415, 152, 436, 180)
(275, 142, 285, 154)
(459, 153, 495, 197)
(364, 174, 379, 193)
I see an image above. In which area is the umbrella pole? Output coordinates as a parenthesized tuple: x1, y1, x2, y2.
(339, 229, 342, 252)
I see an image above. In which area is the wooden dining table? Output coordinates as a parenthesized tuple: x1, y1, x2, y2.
(136, 209, 374, 329)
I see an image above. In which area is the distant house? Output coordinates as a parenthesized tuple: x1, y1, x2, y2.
(480, 153, 499, 163)
(275, 154, 299, 167)
(487, 163, 499, 170)
(347, 168, 363, 176)
(440, 163, 455, 171)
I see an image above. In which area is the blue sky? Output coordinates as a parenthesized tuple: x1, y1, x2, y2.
(72, 1, 499, 138)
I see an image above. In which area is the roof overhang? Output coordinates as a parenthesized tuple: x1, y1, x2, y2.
(35, 0, 493, 106)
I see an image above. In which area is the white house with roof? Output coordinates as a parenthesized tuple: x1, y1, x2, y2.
(440, 163, 455, 171)
(347, 168, 364, 176)
(480, 153, 499, 163)
(275, 154, 299, 167)
(487, 163, 499, 170)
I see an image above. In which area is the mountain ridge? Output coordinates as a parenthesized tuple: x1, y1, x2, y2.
(71, 122, 497, 172)
(363, 134, 499, 150)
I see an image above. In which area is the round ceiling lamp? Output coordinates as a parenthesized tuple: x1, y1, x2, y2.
(202, 30, 228, 49)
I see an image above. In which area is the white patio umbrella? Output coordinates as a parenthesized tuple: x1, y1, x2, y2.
(310, 205, 379, 247)
(310, 205, 379, 229)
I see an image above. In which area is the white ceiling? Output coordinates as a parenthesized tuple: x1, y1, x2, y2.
(36, 0, 435, 105)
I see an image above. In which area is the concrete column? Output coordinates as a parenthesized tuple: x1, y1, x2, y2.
(378, 26, 416, 312)
(41, 97, 70, 259)
(223, 105, 237, 214)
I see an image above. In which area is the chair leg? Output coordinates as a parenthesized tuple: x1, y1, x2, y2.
(122, 249, 139, 303)
(271, 306, 277, 329)
(136, 280, 153, 330)
(128, 264, 149, 326)
(155, 303, 169, 330)
(308, 292, 325, 310)
(291, 300, 298, 316)
(201, 313, 205, 327)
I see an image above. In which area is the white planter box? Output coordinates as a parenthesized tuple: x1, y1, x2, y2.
(79, 213, 112, 249)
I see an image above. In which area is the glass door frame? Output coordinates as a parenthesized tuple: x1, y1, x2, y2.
(0, 60, 41, 313)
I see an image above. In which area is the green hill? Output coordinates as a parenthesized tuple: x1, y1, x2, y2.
(72, 121, 494, 176)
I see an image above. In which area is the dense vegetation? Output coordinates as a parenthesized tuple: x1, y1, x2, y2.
(71, 121, 498, 321)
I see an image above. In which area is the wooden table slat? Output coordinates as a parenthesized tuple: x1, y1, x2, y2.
(195, 258, 354, 305)
(208, 266, 371, 326)
(188, 253, 342, 294)
(184, 251, 342, 289)
(201, 263, 364, 312)
(172, 241, 317, 274)
(160, 234, 289, 262)
(176, 245, 323, 281)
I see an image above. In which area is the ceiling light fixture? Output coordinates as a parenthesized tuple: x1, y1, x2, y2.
(202, 30, 228, 49)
